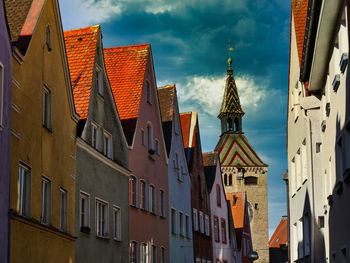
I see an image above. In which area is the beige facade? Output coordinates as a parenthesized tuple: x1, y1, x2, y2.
(9, 0, 78, 262)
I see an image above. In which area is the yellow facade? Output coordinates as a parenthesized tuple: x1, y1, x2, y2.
(10, 0, 78, 262)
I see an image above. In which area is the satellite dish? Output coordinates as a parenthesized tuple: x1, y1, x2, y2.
(247, 251, 259, 261)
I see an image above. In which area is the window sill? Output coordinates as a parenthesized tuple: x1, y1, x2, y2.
(113, 238, 122, 242)
(130, 204, 138, 209)
(96, 235, 110, 240)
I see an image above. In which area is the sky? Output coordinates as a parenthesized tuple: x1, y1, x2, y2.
(59, 0, 290, 236)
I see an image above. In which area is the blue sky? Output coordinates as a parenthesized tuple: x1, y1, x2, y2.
(59, 0, 289, 236)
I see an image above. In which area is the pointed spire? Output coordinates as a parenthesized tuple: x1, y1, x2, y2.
(218, 47, 245, 134)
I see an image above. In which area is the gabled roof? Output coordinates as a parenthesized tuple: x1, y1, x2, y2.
(64, 25, 100, 119)
(180, 112, 197, 149)
(203, 151, 219, 192)
(269, 217, 288, 248)
(5, 0, 45, 53)
(215, 133, 267, 167)
(227, 191, 246, 229)
(292, 0, 309, 66)
(158, 84, 176, 156)
(104, 44, 150, 121)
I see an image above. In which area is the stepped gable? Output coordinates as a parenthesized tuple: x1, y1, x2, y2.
(269, 217, 288, 248)
(64, 25, 100, 119)
(4, 0, 45, 53)
(215, 133, 267, 167)
(203, 151, 218, 192)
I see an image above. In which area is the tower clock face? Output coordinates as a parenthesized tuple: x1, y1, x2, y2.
(247, 202, 254, 222)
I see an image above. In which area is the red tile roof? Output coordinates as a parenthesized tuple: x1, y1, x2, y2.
(180, 112, 199, 148)
(104, 44, 150, 120)
(64, 25, 100, 119)
(227, 192, 246, 229)
(269, 217, 288, 248)
(292, 0, 309, 66)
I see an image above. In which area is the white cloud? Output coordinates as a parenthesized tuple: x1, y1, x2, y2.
(175, 74, 267, 118)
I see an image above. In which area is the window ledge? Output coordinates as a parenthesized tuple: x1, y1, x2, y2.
(113, 238, 122, 242)
(96, 235, 110, 240)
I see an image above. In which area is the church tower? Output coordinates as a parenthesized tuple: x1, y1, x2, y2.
(215, 51, 269, 263)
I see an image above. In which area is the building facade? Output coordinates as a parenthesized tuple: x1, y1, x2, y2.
(5, 0, 78, 262)
(288, 0, 350, 262)
(215, 55, 269, 262)
(64, 25, 130, 262)
(0, 0, 11, 261)
(203, 152, 236, 263)
(105, 44, 169, 263)
(180, 112, 213, 263)
(269, 217, 288, 263)
(158, 85, 194, 263)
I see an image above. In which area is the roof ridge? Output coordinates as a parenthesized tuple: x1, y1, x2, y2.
(104, 43, 150, 50)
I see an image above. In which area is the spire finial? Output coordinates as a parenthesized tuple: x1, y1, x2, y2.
(227, 43, 234, 72)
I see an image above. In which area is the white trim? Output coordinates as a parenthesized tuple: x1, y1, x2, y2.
(112, 205, 122, 241)
(95, 197, 109, 238)
(77, 137, 130, 176)
(79, 191, 91, 228)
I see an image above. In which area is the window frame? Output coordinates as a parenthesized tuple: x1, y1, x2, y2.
(130, 241, 138, 263)
(80, 191, 90, 230)
(193, 208, 198, 231)
(216, 184, 221, 207)
(18, 163, 31, 217)
(140, 243, 148, 263)
(160, 189, 165, 217)
(91, 122, 98, 149)
(171, 208, 176, 234)
(149, 184, 156, 214)
(205, 214, 210, 236)
(221, 218, 227, 244)
(113, 206, 122, 241)
(130, 176, 138, 207)
(140, 180, 147, 210)
(41, 176, 51, 225)
(147, 122, 155, 153)
(103, 130, 113, 159)
(59, 188, 68, 232)
(199, 211, 204, 234)
(214, 216, 220, 242)
(42, 85, 52, 130)
(95, 198, 109, 238)
(179, 211, 184, 236)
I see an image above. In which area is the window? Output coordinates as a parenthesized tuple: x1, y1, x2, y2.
(80, 192, 90, 231)
(216, 185, 221, 207)
(113, 206, 121, 241)
(147, 123, 154, 153)
(223, 174, 227, 186)
(43, 86, 51, 129)
(140, 243, 147, 263)
(160, 190, 165, 217)
(221, 218, 227, 243)
(205, 214, 210, 236)
(46, 25, 51, 51)
(0, 63, 3, 127)
(140, 180, 147, 210)
(179, 212, 184, 236)
(214, 216, 220, 242)
(193, 208, 198, 231)
(96, 199, 108, 237)
(96, 68, 103, 96)
(141, 129, 145, 145)
(155, 139, 160, 155)
(130, 241, 137, 263)
(18, 164, 31, 216)
(228, 174, 232, 186)
(303, 213, 310, 256)
(146, 81, 151, 104)
(151, 245, 157, 263)
(60, 188, 68, 231)
(171, 208, 176, 234)
(185, 215, 190, 238)
(103, 131, 113, 159)
(149, 185, 156, 213)
(199, 211, 204, 234)
(91, 122, 98, 149)
(41, 177, 51, 225)
(161, 247, 165, 263)
(130, 176, 137, 207)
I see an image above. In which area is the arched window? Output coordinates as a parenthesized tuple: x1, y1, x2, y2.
(228, 174, 232, 186)
(224, 174, 228, 186)
(147, 122, 154, 153)
(234, 118, 239, 131)
(129, 176, 137, 206)
(227, 118, 233, 131)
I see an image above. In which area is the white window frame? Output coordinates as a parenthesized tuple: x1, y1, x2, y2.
(96, 198, 109, 238)
(113, 206, 122, 241)
(42, 85, 51, 130)
(130, 241, 138, 263)
(59, 188, 68, 232)
(193, 208, 198, 231)
(140, 243, 148, 263)
(140, 180, 147, 210)
(0, 63, 3, 128)
(103, 130, 113, 159)
(149, 184, 156, 214)
(18, 163, 31, 217)
(41, 176, 51, 225)
(80, 191, 90, 229)
(199, 211, 204, 234)
(91, 122, 98, 149)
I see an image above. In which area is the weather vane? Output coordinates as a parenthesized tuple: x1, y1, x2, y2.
(227, 41, 234, 68)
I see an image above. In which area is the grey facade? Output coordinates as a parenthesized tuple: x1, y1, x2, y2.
(0, 0, 11, 261)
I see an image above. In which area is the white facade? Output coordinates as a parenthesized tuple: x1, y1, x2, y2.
(288, 1, 350, 262)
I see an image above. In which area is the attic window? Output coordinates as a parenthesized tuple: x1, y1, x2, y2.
(146, 81, 152, 104)
(46, 25, 51, 51)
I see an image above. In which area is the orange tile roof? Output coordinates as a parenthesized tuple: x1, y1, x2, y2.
(104, 44, 150, 120)
(227, 192, 246, 229)
(292, 0, 309, 66)
(269, 217, 288, 248)
(180, 112, 192, 148)
(64, 25, 100, 119)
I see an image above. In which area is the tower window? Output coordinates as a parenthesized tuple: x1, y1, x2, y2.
(228, 174, 232, 186)
(227, 118, 233, 131)
(224, 173, 227, 185)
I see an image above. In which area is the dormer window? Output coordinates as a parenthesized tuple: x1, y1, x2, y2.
(96, 67, 103, 96)
(146, 81, 151, 104)
(46, 25, 51, 51)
